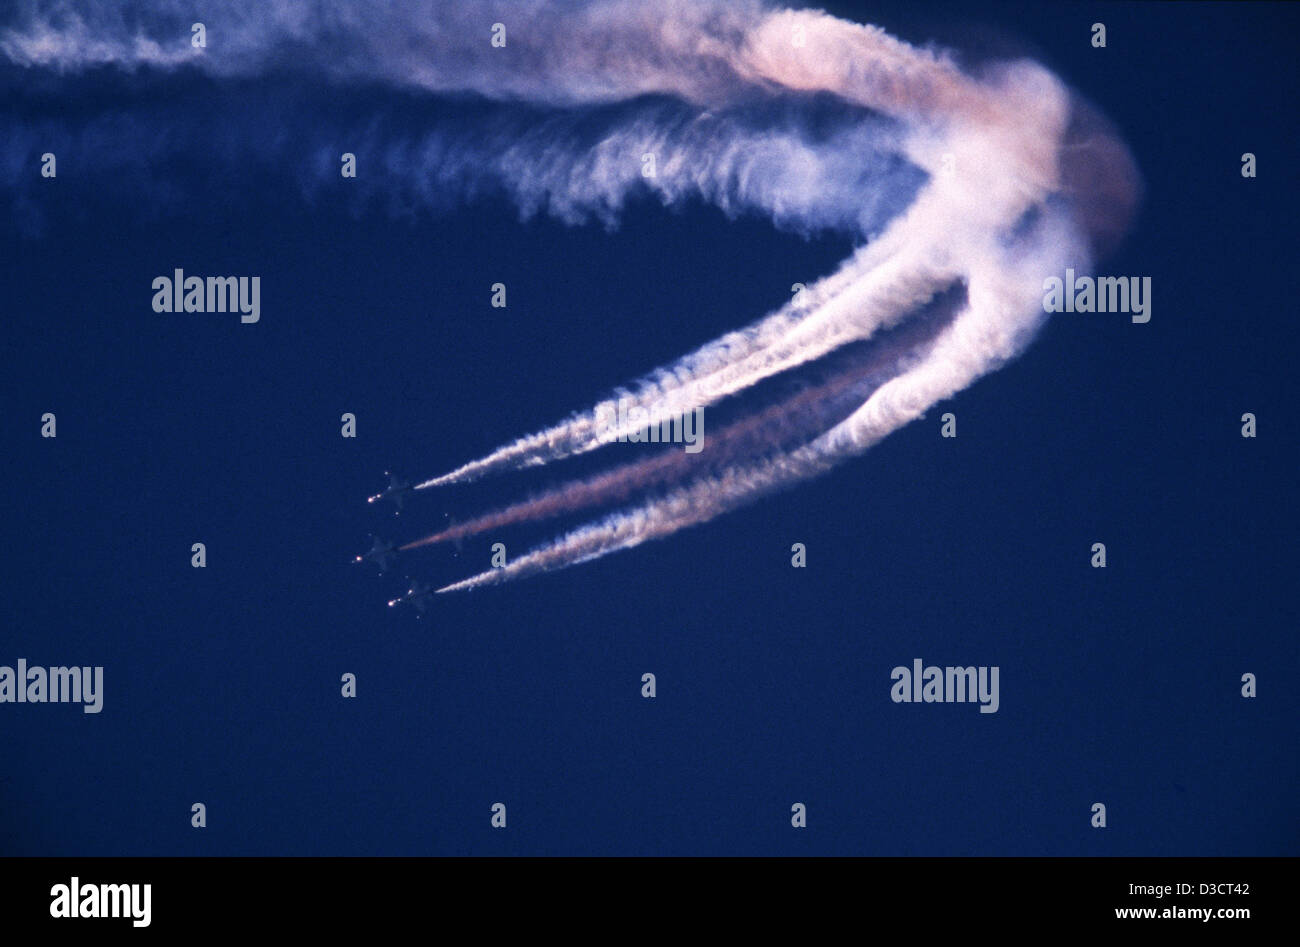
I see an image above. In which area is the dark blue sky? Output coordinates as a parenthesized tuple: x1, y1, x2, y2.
(3, 1, 1296, 855)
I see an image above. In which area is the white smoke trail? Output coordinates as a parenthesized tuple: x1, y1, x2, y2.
(410, 44, 1085, 488)
(437, 194, 1078, 593)
(2, 0, 1138, 589)
(403, 11, 1079, 487)
(403, 297, 956, 552)
(416, 243, 954, 488)
(420, 19, 1132, 588)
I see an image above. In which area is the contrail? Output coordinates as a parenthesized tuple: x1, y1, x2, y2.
(413, 247, 954, 488)
(434, 224, 1068, 594)
(411, 8, 1134, 588)
(403, 284, 962, 551)
(2, 1, 1139, 591)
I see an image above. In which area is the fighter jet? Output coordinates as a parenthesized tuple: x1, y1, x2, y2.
(353, 535, 397, 573)
(367, 471, 413, 512)
(388, 578, 436, 615)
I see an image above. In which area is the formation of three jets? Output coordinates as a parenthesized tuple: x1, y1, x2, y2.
(354, 472, 441, 615)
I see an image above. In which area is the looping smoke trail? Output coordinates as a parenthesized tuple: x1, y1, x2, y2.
(1, 1, 1139, 591)
(409, 6, 1134, 589)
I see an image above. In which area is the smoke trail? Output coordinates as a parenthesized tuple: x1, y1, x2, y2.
(403, 283, 962, 550)
(435, 205, 1073, 593)
(415, 244, 956, 488)
(2, 1, 1139, 590)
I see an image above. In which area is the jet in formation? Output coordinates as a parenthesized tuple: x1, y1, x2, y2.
(388, 578, 436, 615)
(367, 471, 413, 512)
(353, 535, 398, 573)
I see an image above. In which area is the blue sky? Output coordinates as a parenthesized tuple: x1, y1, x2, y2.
(2, 1, 1296, 855)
